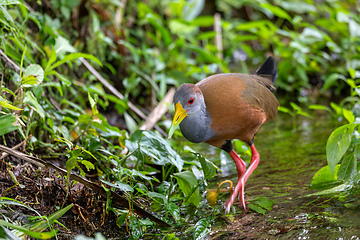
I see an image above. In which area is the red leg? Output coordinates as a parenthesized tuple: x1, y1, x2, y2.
(224, 144, 260, 214)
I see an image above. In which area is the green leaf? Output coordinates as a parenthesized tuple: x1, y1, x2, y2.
(342, 108, 355, 124)
(54, 35, 76, 55)
(0, 99, 23, 110)
(31, 204, 73, 232)
(322, 73, 347, 90)
(326, 124, 358, 175)
(23, 64, 44, 85)
(193, 218, 210, 240)
(101, 180, 134, 193)
(277, 106, 291, 114)
(0, 0, 21, 5)
(182, 0, 204, 22)
(337, 154, 357, 182)
(259, 2, 292, 22)
(147, 192, 167, 203)
(251, 197, 275, 211)
(197, 154, 216, 179)
(308, 104, 331, 112)
(174, 171, 199, 206)
(311, 165, 340, 189)
(0, 220, 56, 239)
(168, 202, 180, 222)
(23, 91, 45, 119)
(248, 203, 266, 215)
(126, 130, 184, 171)
(49, 52, 102, 71)
(0, 115, 19, 136)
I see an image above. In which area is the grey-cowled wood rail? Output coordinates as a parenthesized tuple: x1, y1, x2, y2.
(168, 56, 279, 213)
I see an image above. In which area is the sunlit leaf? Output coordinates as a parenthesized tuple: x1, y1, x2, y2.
(311, 165, 340, 189)
(182, 0, 204, 22)
(343, 108, 355, 124)
(259, 2, 292, 22)
(0, 99, 22, 110)
(326, 124, 358, 175)
(23, 64, 44, 85)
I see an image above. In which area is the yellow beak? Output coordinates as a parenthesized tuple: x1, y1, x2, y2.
(168, 102, 187, 139)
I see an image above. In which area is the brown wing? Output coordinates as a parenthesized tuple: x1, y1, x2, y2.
(196, 73, 279, 147)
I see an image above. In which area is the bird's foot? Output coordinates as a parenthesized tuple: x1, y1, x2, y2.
(224, 198, 234, 214)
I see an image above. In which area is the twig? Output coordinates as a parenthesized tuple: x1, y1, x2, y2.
(140, 87, 175, 131)
(79, 57, 167, 136)
(0, 144, 171, 227)
(0, 135, 31, 160)
(214, 13, 223, 60)
(0, 49, 21, 73)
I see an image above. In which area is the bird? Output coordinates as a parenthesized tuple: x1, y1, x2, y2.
(168, 56, 279, 213)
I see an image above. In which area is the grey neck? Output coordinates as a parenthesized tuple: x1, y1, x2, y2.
(179, 107, 214, 143)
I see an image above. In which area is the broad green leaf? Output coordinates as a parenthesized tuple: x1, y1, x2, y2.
(147, 192, 167, 203)
(251, 197, 275, 211)
(337, 154, 357, 182)
(326, 123, 358, 175)
(54, 35, 76, 54)
(311, 165, 340, 189)
(0, 115, 19, 136)
(174, 170, 199, 206)
(197, 154, 217, 179)
(125, 130, 184, 171)
(193, 218, 210, 240)
(23, 64, 44, 85)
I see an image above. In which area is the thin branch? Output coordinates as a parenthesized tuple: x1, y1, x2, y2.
(140, 87, 175, 131)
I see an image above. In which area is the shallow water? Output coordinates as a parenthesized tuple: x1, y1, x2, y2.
(192, 113, 360, 239)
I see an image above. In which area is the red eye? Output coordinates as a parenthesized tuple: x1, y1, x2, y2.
(187, 97, 195, 105)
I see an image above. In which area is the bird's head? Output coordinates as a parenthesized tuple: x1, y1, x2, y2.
(168, 83, 204, 139)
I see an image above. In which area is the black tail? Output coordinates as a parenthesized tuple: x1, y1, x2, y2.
(256, 56, 277, 83)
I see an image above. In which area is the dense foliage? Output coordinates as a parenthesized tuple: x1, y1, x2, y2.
(1, 0, 360, 239)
